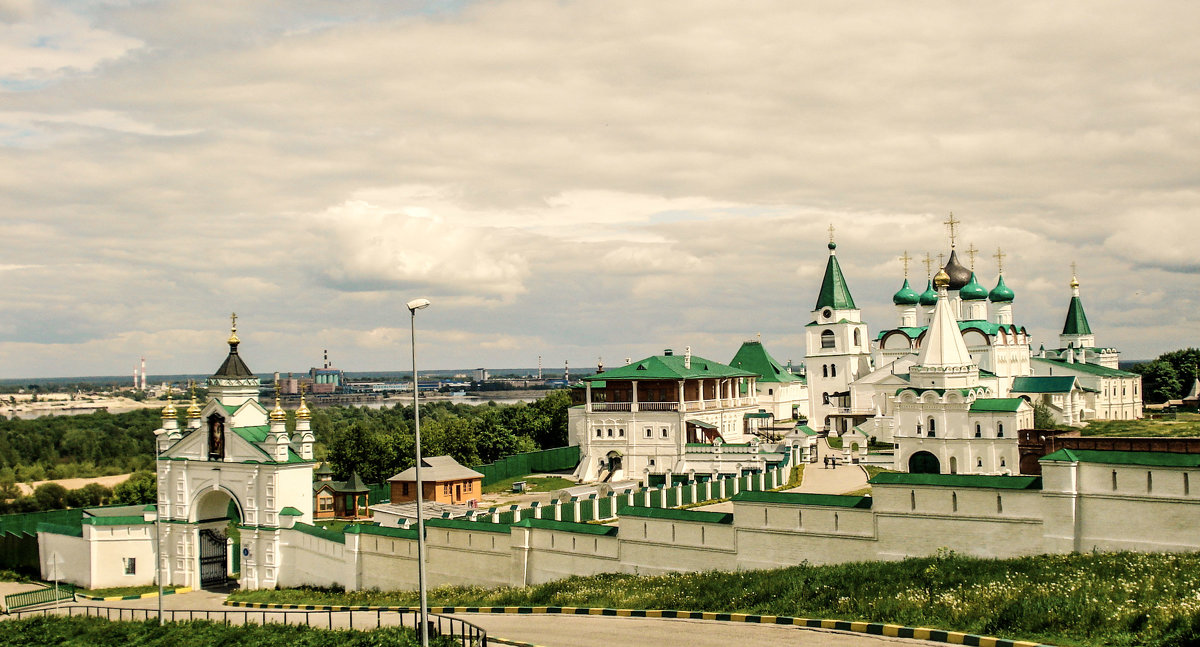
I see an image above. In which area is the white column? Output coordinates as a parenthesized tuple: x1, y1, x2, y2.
(631, 381, 639, 413)
(585, 382, 592, 412)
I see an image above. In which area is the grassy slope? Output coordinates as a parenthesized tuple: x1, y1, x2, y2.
(228, 551, 1200, 647)
(0, 616, 449, 647)
(1080, 414, 1200, 438)
(482, 475, 575, 495)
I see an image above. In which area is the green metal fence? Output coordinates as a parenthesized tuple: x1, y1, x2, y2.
(475, 446, 581, 486)
(4, 584, 75, 612)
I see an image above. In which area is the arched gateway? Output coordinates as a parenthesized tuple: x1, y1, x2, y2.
(908, 451, 941, 474)
(154, 317, 316, 591)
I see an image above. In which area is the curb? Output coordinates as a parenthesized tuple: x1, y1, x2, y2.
(223, 601, 1050, 646)
(77, 586, 192, 601)
(490, 638, 546, 647)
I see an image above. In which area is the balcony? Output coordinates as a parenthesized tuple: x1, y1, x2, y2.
(591, 402, 631, 412)
(639, 402, 680, 411)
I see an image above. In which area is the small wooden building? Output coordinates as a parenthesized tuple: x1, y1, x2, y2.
(388, 456, 484, 506)
(312, 468, 371, 520)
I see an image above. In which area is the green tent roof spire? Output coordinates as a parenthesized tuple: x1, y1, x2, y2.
(1062, 276, 1092, 336)
(814, 243, 857, 311)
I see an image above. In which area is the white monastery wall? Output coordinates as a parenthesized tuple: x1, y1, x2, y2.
(616, 517, 737, 575)
(514, 526, 620, 586)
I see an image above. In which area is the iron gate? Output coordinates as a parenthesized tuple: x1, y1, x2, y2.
(199, 529, 227, 589)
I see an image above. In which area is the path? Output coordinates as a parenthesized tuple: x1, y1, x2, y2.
(31, 590, 948, 647)
(786, 438, 868, 495)
(16, 473, 132, 496)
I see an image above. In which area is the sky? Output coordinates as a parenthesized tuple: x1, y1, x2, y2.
(0, 0, 1197, 379)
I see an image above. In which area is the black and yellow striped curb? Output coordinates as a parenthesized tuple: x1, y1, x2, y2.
(76, 586, 192, 601)
(222, 601, 1050, 647)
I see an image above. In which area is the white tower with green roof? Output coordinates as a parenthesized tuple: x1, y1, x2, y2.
(805, 239, 873, 434)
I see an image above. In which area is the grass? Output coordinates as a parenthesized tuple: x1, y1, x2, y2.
(770, 465, 804, 491)
(227, 551, 1200, 647)
(862, 465, 899, 480)
(0, 569, 33, 583)
(0, 616, 453, 647)
(77, 584, 183, 597)
(482, 475, 576, 495)
(1080, 414, 1200, 438)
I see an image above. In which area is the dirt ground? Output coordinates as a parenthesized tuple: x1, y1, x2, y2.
(16, 473, 132, 496)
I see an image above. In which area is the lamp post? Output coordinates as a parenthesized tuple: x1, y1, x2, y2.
(406, 297, 431, 647)
(154, 426, 164, 625)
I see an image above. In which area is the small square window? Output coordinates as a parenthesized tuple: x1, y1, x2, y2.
(645, 428, 652, 438)
(661, 428, 669, 438)
(649, 459, 655, 466)
(123, 557, 136, 575)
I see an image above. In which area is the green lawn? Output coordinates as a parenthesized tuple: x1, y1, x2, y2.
(227, 551, 1200, 647)
(0, 616, 452, 647)
(1080, 414, 1200, 438)
(482, 475, 576, 495)
(77, 584, 184, 597)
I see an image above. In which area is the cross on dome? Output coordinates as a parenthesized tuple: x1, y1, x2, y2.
(944, 213, 960, 249)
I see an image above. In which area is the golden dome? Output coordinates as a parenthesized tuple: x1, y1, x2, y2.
(186, 395, 201, 419)
(295, 395, 311, 420)
(270, 396, 287, 422)
(161, 399, 178, 419)
(1069, 275, 1080, 289)
(933, 268, 951, 289)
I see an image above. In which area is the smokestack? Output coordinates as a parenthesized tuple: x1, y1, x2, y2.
(133, 367, 139, 390)
(538, 355, 542, 380)
(140, 357, 146, 391)
(323, 349, 328, 369)
(564, 360, 569, 383)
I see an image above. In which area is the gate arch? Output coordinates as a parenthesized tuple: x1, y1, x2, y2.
(908, 451, 941, 474)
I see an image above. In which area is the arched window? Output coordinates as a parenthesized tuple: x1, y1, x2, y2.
(853, 329, 861, 346)
(822, 365, 829, 378)
(997, 423, 1004, 438)
(822, 392, 830, 405)
(830, 365, 837, 378)
(974, 423, 981, 438)
(927, 418, 936, 437)
(977, 457, 983, 468)
(821, 330, 835, 349)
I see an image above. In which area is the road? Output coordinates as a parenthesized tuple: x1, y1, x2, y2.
(20, 590, 951, 647)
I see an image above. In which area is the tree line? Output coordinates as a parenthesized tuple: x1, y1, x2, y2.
(1131, 348, 1200, 404)
(0, 391, 574, 513)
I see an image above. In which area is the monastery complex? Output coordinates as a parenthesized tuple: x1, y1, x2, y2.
(30, 228, 1200, 595)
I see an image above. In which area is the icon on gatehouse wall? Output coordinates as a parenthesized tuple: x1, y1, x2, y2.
(207, 414, 225, 460)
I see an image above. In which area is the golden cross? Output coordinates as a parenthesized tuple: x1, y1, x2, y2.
(944, 212, 960, 249)
(993, 248, 1006, 274)
(230, 312, 238, 334)
(922, 252, 934, 278)
(966, 243, 979, 270)
(1070, 261, 1077, 277)
(899, 251, 912, 278)
(937, 252, 945, 269)
(827, 223, 835, 244)
(273, 377, 280, 398)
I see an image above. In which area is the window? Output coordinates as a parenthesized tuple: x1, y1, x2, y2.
(768, 388, 773, 395)
(465, 481, 472, 492)
(1147, 471, 1153, 493)
(974, 423, 981, 438)
(821, 330, 835, 349)
(402, 483, 410, 496)
(1185, 473, 1190, 496)
(997, 423, 1004, 438)
(831, 365, 837, 378)
(648, 459, 655, 466)
(318, 495, 334, 512)
(927, 418, 936, 437)
(645, 428, 652, 438)
(822, 365, 829, 378)
(123, 557, 136, 575)
(910, 490, 916, 510)
(853, 329, 861, 346)
(1000, 458, 1006, 468)
(977, 458, 983, 468)
(618, 428, 625, 437)
(661, 428, 669, 438)
(443, 483, 451, 495)
(822, 392, 830, 405)
(996, 494, 1003, 513)
(952, 492, 958, 512)
(1112, 470, 1118, 490)
(596, 429, 602, 438)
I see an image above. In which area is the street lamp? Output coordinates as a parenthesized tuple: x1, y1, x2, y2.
(406, 297, 431, 647)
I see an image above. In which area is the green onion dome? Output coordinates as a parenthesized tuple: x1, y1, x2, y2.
(918, 279, 938, 306)
(960, 272, 988, 301)
(892, 279, 920, 306)
(989, 275, 1015, 303)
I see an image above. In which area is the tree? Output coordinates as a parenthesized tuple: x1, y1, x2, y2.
(1033, 401, 1057, 430)
(327, 420, 403, 484)
(1133, 359, 1182, 404)
(66, 483, 112, 507)
(33, 483, 68, 510)
(112, 471, 156, 505)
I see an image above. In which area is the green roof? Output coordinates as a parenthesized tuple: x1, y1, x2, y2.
(1063, 295, 1092, 336)
(84, 505, 147, 518)
(869, 473, 1042, 490)
(221, 404, 239, 416)
(877, 321, 1022, 341)
(795, 425, 819, 436)
(586, 354, 756, 382)
(892, 278, 920, 306)
(514, 518, 618, 536)
(82, 515, 148, 526)
(1011, 376, 1076, 394)
(895, 387, 985, 397)
(279, 507, 303, 516)
(733, 491, 872, 508)
(345, 523, 418, 540)
(728, 341, 800, 384)
(617, 504, 732, 524)
(425, 517, 512, 534)
(291, 522, 347, 544)
(1041, 449, 1200, 468)
(814, 246, 857, 311)
(1031, 357, 1138, 378)
(969, 398, 1026, 413)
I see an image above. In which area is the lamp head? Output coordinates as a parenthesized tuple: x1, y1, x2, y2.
(406, 298, 431, 313)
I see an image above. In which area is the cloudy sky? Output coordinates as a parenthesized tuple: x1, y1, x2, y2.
(0, 0, 1196, 379)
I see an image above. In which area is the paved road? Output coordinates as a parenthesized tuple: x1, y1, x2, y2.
(35, 591, 950, 647)
(786, 438, 869, 494)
